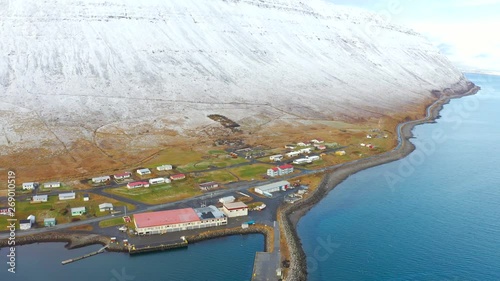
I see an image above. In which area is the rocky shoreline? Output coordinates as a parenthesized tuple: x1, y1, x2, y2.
(279, 84, 480, 281)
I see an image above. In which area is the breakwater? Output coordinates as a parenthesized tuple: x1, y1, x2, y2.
(279, 85, 481, 281)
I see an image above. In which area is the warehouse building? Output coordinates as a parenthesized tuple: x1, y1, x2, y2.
(133, 206, 227, 235)
(221, 202, 248, 218)
(254, 181, 290, 197)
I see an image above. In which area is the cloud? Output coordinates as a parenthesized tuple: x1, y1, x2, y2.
(454, 0, 500, 7)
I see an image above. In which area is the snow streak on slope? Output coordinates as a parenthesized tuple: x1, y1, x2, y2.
(0, 0, 468, 152)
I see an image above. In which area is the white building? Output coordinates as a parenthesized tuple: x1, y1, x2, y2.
(300, 148, 312, 154)
(293, 158, 310, 165)
(254, 181, 290, 196)
(59, 192, 76, 201)
(71, 207, 86, 216)
(22, 182, 38, 190)
(19, 219, 32, 230)
(149, 177, 167, 185)
(43, 182, 61, 188)
(222, 202, 248, 218)
(307, 155, 320, 161)
(219, 196, 236, 204)
(269, 155, 283, 162)
(136, 168, 151, 176)
(99, 203, 114, 212)
(286, 151, 301, 158)
(156, 165, 173, 171)
(32, 195, 48, 203)
(27, 215, 36, 224)
(83, 194, 90, 201)
(92, 176, 111, 183)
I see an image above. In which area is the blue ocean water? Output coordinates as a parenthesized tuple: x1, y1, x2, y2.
(297, 73, 500, 280)
(0, 234, 263, 281)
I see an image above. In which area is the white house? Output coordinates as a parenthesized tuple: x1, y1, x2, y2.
(149, 177, 166, 185)
(28, 215, 36, 224)
(286, 151, 301, 158)
(307, 155, 321, 161)
(92, 176, 111, 183)
(269, 155, 283, 162)
(299, 148, 312, 154)
(59, 192, 76, 201)
(293, 158, 310, 165)
(43, 182, 61, 188)
(22, 182, 38, 190)
(71, 207, 86, 216)
(83, 194, 90, 201)
(127, 181, 150, 189)
(99, 203, 114, 212)
(267, 167, 280, 177)
(136, 168, 151, 176)
(156, 165, 173, 171)
(113, 172, 132, 180)
(32, 195, 48, 203)
(19, 219, 32, 230)
(221, 202, 248, 218)
(219, 196, 236, 204)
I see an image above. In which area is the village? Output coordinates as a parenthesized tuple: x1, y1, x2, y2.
(0, 129, 392, 279)
(0, 130, 393, 232)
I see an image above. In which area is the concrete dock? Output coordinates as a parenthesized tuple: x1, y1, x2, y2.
(61, 245, 108, 265)
(251, 222, 281, 280)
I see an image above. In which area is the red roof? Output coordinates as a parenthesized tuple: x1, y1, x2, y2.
(170, 174, 186, 179)
(270, 167, 279, 172)
(279, 164, 294, 170)
(128, 181, 148, 187)
(134, 208, 200, 228)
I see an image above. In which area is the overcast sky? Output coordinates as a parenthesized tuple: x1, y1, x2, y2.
(329, 0, 500, 74)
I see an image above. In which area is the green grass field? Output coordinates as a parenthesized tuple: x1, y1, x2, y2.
(98, 217, 126, 228)
(105, 180, 202, 205)
(228, 164, 271, 181)
(191, 170, 238, 184)
(177, 157, 248, 173)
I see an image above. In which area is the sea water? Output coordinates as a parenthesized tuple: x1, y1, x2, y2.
(298, 73, 500, 280)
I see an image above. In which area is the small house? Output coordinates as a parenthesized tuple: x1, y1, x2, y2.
(71, 207, 86, 216)
(335, 151, 346, 156)
(59, 192, 76, 201)
(127, 181, 149, 189)
(300, 148, 312, 154)
(269, 155, 283, 162)
(170, 174, 186, 181)
(92, 176, 111, 184)
(317, 145, 327, 150)
(0, 208, 11, 216)
(307, 155, 321, 162)
(27, 215, 36, 224)
(19, 219, 32, 230)
(136, 168, 151, 176)
(296, 141, 309, 147)
(22, 182, 38, 190)
(32, 195, 48, 203)
(198, 181, 219, 191)
(83, 194, 90, 201)
(219, 196, 236, 204)
(44, 218, 56, 227)
(311, 138, 324, 144)
(222, 202, 248, 218)
(99, 203, 114, 212)
(156, 165, 173, 171)
(43, 182, 61, 188)
(149, 177, 167, 185)
(113, 172, 132, 180)
(284, 144, 296, 149)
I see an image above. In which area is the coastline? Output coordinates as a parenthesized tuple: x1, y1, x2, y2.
(279, 84, 481, 281)
(0, 83, 480, 280)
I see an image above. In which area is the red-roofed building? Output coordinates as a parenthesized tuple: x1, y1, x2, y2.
(133, 207, 226, 235)
(127, 181, 149, 189)
(170, 174, 186, 181)
(266, 167, 280, 177)
(114, 172, 132, 180)
(267, 164, 294, 177)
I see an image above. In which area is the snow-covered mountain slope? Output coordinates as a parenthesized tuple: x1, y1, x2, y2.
(0, 0, 469, 153)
